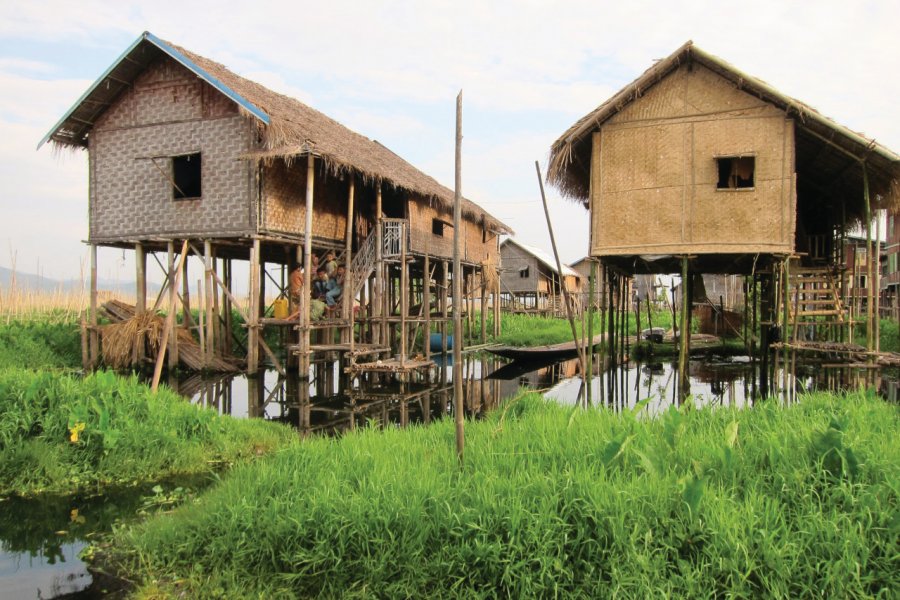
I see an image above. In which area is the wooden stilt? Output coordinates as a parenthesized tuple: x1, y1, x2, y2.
(167, 241, 179, 371)
(247, 239, 260, 374)
(181, 258, 192, 329)
(453, 91, 465, 462)
(152, 240, 189, 391)
(678, 256, 690, 400)
(343, 177, 355, 345)
(204, 240, 215, 368)
(135, 243, 146, 315)
(374, 183, 383, 346)
(441, 260, 449, 356)
(300, 153, 316, 377)
(223, 259, 233, 356)
(480, 271, 487, 344)
(400, 228, 408, 364)
(89, 243, 99, 370)
(424, 254, 431, 361)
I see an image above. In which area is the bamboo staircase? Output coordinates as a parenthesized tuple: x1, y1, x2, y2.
(785, 266, 846, 340)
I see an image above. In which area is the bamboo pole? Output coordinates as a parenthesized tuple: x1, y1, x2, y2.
(152, 240, 189, 392)
(343, 177, 355, 345)
(453, 91, 465, 462)
(424, 254, 431, 361)
(874, 211, 882, 352)
(863, 163, 874, 354)
(89, 243, 98, 369)
(586, 259, 596, 404)
(135, 243, 146, 315)
(375, 184, 384, 346)
(400, 223, 408, 365)
(167, 241, 179, 370)
(301, 153, 315, 376)
(204, 240, 215, 367)
(534, 160, 586, 376)
(678, 257, 690, 400)
(247, 239, 260, 374)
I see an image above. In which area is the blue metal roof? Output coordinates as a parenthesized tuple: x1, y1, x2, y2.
(38, 31, 269, 150)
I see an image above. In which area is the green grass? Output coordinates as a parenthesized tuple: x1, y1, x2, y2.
(0, 368, 295, 496)
(106, 391, 899, 598)
(0, 319, 82, 369)
(485, 310, 678, 348)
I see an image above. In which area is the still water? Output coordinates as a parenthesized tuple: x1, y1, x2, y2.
(3, 352, 896, 598)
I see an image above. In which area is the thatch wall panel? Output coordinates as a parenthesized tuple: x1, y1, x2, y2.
(261, 161, 347, 243)
(407, 200, 497, 264)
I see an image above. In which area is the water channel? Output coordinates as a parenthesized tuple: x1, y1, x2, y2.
(2, 352, 897, 598)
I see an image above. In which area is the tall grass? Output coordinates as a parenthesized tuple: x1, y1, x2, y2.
(487, 310, 677, 347)
(0, 319, 82, 369)
(108, 391, 899, 598)
(0, 368, 295, 496)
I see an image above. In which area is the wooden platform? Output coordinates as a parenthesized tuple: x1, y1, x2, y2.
(347, 358, 434, 374)
(771, 341, 900, 367)
(289, 342, 390, 358)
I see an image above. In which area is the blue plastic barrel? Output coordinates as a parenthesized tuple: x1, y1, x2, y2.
(429, 333, 453, 352)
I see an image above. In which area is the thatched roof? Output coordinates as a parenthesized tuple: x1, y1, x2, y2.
(40, 32, 511, 234)
(548, 41, 900, 217)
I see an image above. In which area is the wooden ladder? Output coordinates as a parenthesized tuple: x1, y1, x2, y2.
(786, 266, 846, 340)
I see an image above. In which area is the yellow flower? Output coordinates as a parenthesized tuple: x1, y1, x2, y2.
(69, 422, 85, 443)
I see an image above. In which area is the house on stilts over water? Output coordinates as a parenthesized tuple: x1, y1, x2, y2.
(547, 41, 900, 377)
(41, 31, 512, 376)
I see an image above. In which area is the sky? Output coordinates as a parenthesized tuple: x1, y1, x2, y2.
(1, 0, 899, 286)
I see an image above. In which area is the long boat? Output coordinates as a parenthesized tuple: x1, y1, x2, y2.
(487, 334, 606, 361)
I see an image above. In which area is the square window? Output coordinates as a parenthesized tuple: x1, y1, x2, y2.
(432, 218, 444, 236)
(716, 156, 754, 190)
(173, 153, 202, 199)
(519, 266, 529, 279)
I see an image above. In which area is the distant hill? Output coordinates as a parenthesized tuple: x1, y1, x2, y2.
(0, 266, 160, 294)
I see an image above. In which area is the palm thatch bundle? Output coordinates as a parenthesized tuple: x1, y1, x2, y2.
(99, 300, 239, 372)
(481, 260, 499, 292)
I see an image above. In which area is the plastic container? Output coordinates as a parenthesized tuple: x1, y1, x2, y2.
(273, 298, 289, 319)
(429, 333, 453, 352)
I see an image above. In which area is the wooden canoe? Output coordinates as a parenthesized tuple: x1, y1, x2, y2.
(488, 334, 606, 361)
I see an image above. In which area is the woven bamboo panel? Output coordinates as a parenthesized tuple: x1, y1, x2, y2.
(261, 161, 347, 242)
(591, 65, 796, 257)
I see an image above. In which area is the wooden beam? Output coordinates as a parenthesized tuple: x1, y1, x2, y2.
(167, 241, 179, 370)
(152, 240, 189, 391)
(247, 239, 260, 374)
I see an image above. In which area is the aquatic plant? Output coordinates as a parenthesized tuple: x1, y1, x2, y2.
(109, 391, 899, 598)
(0, 319, 82, 369)
(0, 368, 295, 496)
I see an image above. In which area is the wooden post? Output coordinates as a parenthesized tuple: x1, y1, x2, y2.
(480, 272, 487, 344)
(863, 163, 874, 353)
(343, 177, 355, 345)
(167, 241, 179, 370)
(678, 256, 690, 400)
(535, 161, 586, 376)
(453, 91, 465, 462)
(204, 240, 216, 367)
(424, 254, 431, 361)
(223, 259, 233, 356)
(493, 267, 501, 338)
(874, 211, 882, 353)
(301, 153, 315, 376)
(374, 183, 383, 346)
(400, 223, 408, 364)
(586, 259, 596, 403)
(89, 243, 99, 369)
(247, 239, 260, 374)
(441, 260, 449, 356)
(135, 242, 146, 315)
(181, 258, 192, 329)
(152, 240, 189, 391)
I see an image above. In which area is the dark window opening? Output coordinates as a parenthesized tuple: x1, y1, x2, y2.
(432, 218, 444, 236)
(519, 266, 529, 279)
(716, 156, 754, 189)
(173, 153, 202, 199)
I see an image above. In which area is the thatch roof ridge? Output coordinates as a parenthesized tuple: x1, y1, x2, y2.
(166, 41, 511, 233)
(548, 41, 900, 211)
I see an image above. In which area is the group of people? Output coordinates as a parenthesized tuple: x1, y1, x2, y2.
(288, 251, 345, 320)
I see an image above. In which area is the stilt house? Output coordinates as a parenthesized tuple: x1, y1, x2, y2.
(548, 41, 900, 355)
(499, 238, 580, 315)
(42, 31, 511, 375)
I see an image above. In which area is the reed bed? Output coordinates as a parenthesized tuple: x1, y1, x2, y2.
(0, 368, 295, 496)
(487, 310, 677, 347)
(108, 391, 899, 598)
(0, 284, 131, 325)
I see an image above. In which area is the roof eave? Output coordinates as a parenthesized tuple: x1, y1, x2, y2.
(38, 31, 270, 151)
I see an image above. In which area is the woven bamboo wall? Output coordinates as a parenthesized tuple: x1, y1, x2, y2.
(89, 56, 256, 241)
(500, 242, 540, 293)
(407, 199, 498, 264)
(261, 161, 347, 243)
(590, 63, 795, 257)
